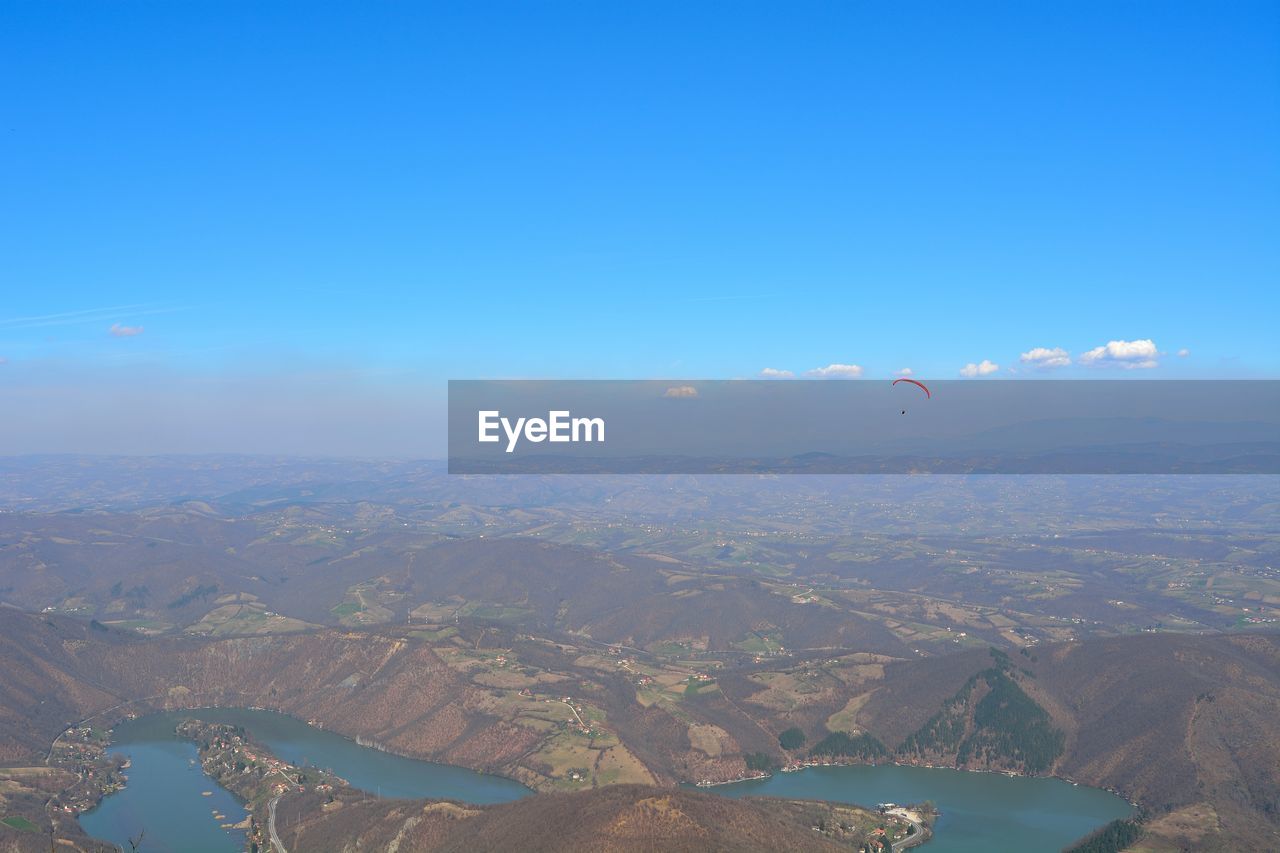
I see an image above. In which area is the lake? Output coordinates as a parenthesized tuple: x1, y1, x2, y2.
(80, 707, 530, 852)
(707, 763, 1133, 852)
(82, 708, 1132, 853)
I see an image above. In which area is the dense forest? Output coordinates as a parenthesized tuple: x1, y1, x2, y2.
(779, 727, 806, 750)
(809, 732, 888, 761)
(1062, 818, 1145, 853)
(897, 649, 1065, 774)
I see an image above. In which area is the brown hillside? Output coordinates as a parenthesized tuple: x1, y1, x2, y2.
(274, 785, 867, 853)
(3, 608, 1278, 850)
(1034, 633, 1280, 850)
(850, 633, 1280, 850)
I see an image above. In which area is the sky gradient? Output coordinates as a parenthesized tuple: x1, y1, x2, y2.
(2, 1, 1277, 454)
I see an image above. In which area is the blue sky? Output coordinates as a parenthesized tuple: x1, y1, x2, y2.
(2, 2, 1277, 453)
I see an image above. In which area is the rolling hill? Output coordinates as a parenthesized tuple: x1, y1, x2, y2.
(1, 607, 1277, 849)
(272, 784, 890, 853)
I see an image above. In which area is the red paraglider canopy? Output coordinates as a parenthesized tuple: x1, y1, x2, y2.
(892, 378, 931, 398)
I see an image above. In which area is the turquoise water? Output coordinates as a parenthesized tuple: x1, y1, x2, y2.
(82, 708, 1131, 852)
(706, 764, 1133, 852)
(79, 731, 249, 853)
(80, 708, 529, 852)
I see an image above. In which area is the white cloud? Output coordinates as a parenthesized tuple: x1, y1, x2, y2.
(759, 367, 794, 379)
(805, 363, 863, 379)
(663, 385, 699, 398)
(1177, 348, 1190, 357)
(896, 368, 913, 376)
(959, 360, 999, 377)
(1079, 339, 1160, 369)
(109, 323, 144, 337)
(1019, 346, 1071, 369)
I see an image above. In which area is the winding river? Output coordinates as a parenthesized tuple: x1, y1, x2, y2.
(80, 708, 529, 852)
(82, 709, 1131, 852)
(708, 764, 1133, 852)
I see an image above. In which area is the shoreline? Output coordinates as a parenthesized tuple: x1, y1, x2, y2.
(53, 701, 1140, 851)
(693, 758, 1140, 813)
(60, 698, 536, 790)
(63, 702, 531, 850)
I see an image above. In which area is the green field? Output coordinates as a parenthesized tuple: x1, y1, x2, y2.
(1, 815, 39, 832)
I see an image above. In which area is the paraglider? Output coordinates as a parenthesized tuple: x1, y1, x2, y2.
(892, 378, 930, 398)
(892, 378, 930, 413)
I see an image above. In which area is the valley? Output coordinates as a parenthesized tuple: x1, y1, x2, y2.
(1, 461, 1277, 851)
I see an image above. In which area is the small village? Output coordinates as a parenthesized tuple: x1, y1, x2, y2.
(806, 800, 932, 852)
(46, 723, 128, 816)
(175, 718, 346, 852)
